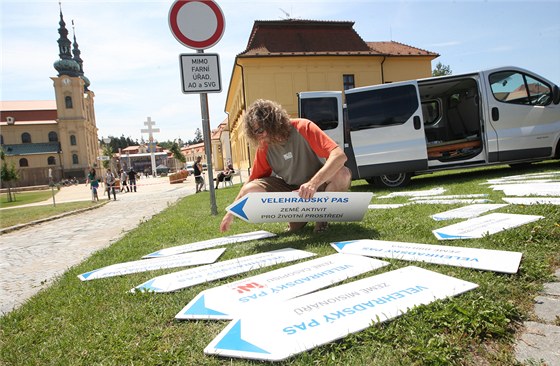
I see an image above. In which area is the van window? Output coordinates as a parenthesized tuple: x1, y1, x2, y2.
(489, 71, 552, 106)
(421, 100, 441, 125)
(299, 97, 339, 131)
(346, 84, 418, 131)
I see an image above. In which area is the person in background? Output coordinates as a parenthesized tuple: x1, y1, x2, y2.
(215, 165, 233, 189)
(104, 169, 117, 200)
(120, 169, 129, 193)
(128, 167, 137, 192)
(85, 167, 99, 202)
(194, 156, 205, 193)
(220, 99, 351, 233)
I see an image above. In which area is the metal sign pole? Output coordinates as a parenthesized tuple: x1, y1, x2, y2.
(198, 50, 218, 215)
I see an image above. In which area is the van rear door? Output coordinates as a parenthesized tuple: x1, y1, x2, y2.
(298, 91, 344, 147)
(344, 81, 428, 178)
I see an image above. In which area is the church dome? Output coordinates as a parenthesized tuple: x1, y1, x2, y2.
(54, 58, 81, 76)
(80, 75, 91, 88)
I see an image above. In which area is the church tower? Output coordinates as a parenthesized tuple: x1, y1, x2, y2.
(51, 4, 99, 176)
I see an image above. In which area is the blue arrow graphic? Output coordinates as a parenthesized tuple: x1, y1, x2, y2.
(78, 269, 101, 280)
(229, 196, 249, 221)
(332, 240, 359, 250)
(215, 320, 270, 354)
(434, 231, 467, 240)
(183, 294, 227, 317)
(134, 279, 164, 293)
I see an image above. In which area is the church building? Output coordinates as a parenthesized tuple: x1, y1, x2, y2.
(0, 8, 99, 187)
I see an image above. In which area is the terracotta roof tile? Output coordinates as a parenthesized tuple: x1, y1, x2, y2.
(367, 41, 438, 56)
(0, 100, 56, 111)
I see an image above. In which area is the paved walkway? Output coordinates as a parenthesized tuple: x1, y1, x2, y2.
(0, 175, 199, 314)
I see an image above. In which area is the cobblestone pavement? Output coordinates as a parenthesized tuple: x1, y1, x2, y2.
(0, 176, 198, 314)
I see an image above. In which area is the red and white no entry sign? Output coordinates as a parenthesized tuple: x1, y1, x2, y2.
(169, 0, 225, 50)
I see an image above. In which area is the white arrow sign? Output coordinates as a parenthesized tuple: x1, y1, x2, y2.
(176, 254, 389, 320)
(205, 266, 478, 361)
(78, 248, 225, 281)
(132, 248, 315, 293)
(226, 192, 373, 223)
(433, 213, 543, 240)
(331, 239, 522, 273)
(143, 230, 276, 258)
(431, 204, 508, 221)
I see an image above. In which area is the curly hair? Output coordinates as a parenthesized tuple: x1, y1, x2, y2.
(244, 99, 292, 145)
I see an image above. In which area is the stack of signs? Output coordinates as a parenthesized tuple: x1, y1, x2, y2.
(131, 248, 315, 293)
(143, 230, 276, 258)
(204, 266, 478, 361)
(176, 254, 389, 320)
(78, 248, 226, 281)
(331, 239, 522, 274)
(226, 192, 373, 223)
(432, 213, 543, 240)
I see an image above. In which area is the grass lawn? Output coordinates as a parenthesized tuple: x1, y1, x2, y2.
(1, 162, 559, 365)
(0, 201, 104, 229)
(0, 189, 56, 208)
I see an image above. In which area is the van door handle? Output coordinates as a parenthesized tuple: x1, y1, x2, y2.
(492, 107, 499, 121)
(413, 116, 421, 130)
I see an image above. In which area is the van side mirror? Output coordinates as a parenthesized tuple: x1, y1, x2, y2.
(553, 85, 560, 105)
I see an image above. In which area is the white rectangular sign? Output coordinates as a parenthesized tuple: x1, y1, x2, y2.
(132, 248, 315, 293)
(176, 254, 389, 320)
(411, 199, 491, 205)
(226, 192, 373, 223)
(368, 203, 409, 209)
(433, 213, 543, 240)
(78, 248, 225, 281)
(431, 204, 508, 221)
(143, 230, 276, 258)
(180, 53, 221, 93)
(204, 266, 478, 361)
(331, 239, 522, 273)
(377, 187, 446, 198)
(502, 197, 560, 205)
(491, 182, 560, 196)
(410, 194, 489, 200)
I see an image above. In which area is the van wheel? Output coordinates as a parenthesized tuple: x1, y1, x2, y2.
(369, 173, 411, 188)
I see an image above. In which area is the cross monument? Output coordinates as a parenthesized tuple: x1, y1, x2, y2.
(141, 117, 160, 177)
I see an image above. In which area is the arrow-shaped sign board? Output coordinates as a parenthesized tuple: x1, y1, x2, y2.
(132, 248, 315, 293)
(226, 192, 373, 223)
(331, 239, 522, 274)
(78, 248, 225, 281)
(176, 253, 389, 320)
(204, 266, 478, 361)
(143, 230, 276, 258)
(432, 213, 543, 240)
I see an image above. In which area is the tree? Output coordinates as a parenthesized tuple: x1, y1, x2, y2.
(432, 62, 452, 77)
(101, 143, 113, 170)
(193, 128, 203, 143)
(0, 148, 20, 202)
(169, 142, 186, 164)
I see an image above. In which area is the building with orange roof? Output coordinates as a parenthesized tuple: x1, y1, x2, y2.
(225, 19, 439, 172)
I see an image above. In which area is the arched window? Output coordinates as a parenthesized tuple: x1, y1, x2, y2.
(70, 135, 77, 145)
(19, 158, 29, 167)
(21, 132, 32, 143)
(72, 154, 79, 164)
(48, 131, 58, 142)
(47, 156, 56, 165)
(65, 96, 73, 109)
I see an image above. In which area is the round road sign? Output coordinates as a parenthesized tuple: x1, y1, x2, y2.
(169, 0, 225, 50)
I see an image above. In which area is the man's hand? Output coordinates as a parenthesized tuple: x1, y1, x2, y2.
(220, 212, 234, 232)
(297, 181, 319, 199)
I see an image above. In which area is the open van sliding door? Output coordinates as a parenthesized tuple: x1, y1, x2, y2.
(298, 91, 360, 178)
(344, 81, 428, 183)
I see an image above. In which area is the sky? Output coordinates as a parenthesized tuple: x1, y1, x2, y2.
(2, 0, 559, 143)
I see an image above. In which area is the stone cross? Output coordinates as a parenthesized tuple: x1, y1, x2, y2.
(141, 117, 160, 176)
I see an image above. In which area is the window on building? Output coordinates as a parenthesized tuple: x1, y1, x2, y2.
(19, 158, 29, 167)
(22, 132, 32, 143)
(65, 96, 73, 109)
(343, 74, 355, 90)
(47, 156, 56, 165)
(72, 154, 79, 164)
(70, 135, 77, 145)
(0, 134, 3, 145)
(48, 131, 58, 142)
